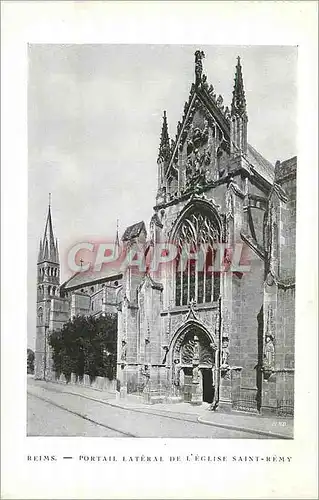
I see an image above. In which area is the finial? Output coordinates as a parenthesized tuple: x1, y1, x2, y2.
(194, 50, 205, 86)
(48, 192, 51, 208)
(114, 218, 120, 252)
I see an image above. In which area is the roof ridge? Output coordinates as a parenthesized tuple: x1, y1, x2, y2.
(247, 143, 274, 169)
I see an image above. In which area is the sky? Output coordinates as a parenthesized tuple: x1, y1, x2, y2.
(28, 44, 297, 349)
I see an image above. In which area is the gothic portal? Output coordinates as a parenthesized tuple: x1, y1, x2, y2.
(35, 50, 296, 416)
(115, 51, 296, 415)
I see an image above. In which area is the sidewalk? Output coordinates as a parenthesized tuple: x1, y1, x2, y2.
(197, 409, 293, 439)
(29, 378, 294, 439)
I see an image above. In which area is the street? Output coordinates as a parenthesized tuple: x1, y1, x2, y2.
(27, 378, 273, 438)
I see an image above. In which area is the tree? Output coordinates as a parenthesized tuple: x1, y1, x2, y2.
(27, 348, 35, 374)
(49, 314, 117, 381)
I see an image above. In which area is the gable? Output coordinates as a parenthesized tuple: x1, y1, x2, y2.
(166, 84, 231, 179)
(122, 221, 147, 241)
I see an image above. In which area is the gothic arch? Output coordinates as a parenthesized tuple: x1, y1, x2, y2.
(168, 318, 217, 404)
(169, 199, 222, 306)
(169, 198, 222, 243)
(169, 318, 217, 354)
(37, 306, 43, 325)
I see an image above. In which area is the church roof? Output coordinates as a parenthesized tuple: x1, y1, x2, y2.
(247, 143, 275, 185)
(38, 204, 59, 264)
(61, 267, 122, 291)
(122, 221, 146, 241)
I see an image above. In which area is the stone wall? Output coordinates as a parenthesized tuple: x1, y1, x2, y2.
(230, 249, 264, 412)
(71, 292, 90, 317)
(54, 372, 116, 392)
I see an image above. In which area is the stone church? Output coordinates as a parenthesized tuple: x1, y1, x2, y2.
(35, 51, 296, 416)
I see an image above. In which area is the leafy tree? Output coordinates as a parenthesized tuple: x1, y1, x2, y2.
(49, 314, 117, 381)
(27, 348, 35, 374)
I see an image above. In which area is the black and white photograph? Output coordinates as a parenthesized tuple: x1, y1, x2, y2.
(27, 44, 296, 439)
(1, 2, 318, 499)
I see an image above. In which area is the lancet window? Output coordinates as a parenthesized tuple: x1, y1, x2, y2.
(175, 209, 221, 306)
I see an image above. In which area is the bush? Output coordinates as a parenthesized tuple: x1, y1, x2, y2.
(49, 314, 117, 381)
(27, 348, 35, 374)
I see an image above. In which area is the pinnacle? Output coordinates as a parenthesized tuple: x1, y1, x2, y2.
(158, 110, 170, 162)
(231, 56, 246, 117)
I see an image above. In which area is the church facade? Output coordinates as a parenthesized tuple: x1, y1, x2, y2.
(35, 51, 296, 416)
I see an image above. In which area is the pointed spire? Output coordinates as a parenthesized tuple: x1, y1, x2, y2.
(38, 195, 59, 264)
(231, 56, 247, 116)
(158, 110, 170, 162)
(38, 240, 43, 261)
(55, 238, 59, 263)
(114, 219, 120, 257)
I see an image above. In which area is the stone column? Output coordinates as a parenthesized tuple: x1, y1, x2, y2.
(191, 336, 203, 405)
(219, 336, 232, 411)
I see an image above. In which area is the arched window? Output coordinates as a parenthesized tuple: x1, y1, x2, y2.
(38, 307, 43, 325)
(174, 208, 221, 306)
(48, 285, 51, 296)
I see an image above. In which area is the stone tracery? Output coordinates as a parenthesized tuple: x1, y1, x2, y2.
(174, 208, 221, 306)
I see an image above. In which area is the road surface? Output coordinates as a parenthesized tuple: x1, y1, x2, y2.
(27, 378, 271, 438)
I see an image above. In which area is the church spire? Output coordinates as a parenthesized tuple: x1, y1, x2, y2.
(38, 240, 43, 261)
(231, 56, 247, 117)
(114, 219, 120, 257)
(158, 110, 170, 162)
(38, 196, 59, 264)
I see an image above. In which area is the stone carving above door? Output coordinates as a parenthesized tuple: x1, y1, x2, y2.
(177, 331, 215, 366)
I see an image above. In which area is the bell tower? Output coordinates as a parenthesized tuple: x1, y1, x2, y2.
(35, 195, 60, 379)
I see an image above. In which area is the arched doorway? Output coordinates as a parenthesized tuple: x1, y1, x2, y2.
(171, 321, 216, 404)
